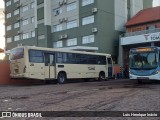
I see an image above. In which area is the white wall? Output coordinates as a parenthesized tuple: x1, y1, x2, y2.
(130, 0, 143, 17)
(0, 8, 5, 49)
(114, 0, 144, 32)
(114, 0, 127, 32)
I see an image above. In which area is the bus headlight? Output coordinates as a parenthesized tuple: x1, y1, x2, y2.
(153, 70, 160, 74)
(129, 70, 133, 75)
(156, 70, 160, 74)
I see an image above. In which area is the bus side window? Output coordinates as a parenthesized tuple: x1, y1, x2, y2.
(88, 55, 97, 64)
(57, 53, 63, 63)
(98, 56, 106, 65)
(67, 53, 76, 64)
(29, 50, 44, 63)
(107, 58, 112, 64)
(45, 54, 49, 66)
(49, 55, 55, 66)
(45, 54, 55, 66)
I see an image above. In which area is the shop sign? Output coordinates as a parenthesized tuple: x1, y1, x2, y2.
(144, 32, 160, 41)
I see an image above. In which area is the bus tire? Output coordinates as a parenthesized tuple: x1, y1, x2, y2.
(98, 72, 106, 81)
(137, 79, 143, 84)
(57, 72, 66, 84)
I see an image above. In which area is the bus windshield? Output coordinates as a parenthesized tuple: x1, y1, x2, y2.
(129, 52, 158, 69)
(10, 48, 24, 60)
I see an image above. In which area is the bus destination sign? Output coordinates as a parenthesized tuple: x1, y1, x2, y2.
(136, 48, 153, 52)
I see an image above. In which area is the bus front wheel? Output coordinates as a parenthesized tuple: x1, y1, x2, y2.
(57, 72, 66, 84)
(98, 72, 106, 81)
(137, 79, 143, 84)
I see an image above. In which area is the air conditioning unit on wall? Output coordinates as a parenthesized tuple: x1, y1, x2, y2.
(63, 18, 68, 22)
(92, 8, 98, 13)
(63, 0, 67, 4)
(16, 3, 22, 8)
(17, 30, 23, 34)
(17, 17, 21, 21)
(59, 19, 63, 23)
(59, 34, 68, 39)
(59, 1, 63, 6)
(92, 28, 98, 33)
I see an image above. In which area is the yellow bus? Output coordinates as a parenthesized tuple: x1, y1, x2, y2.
(9, 46, 113, 84)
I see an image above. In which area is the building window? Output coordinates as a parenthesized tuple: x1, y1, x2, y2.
(82, 15, 94, 25)
(67, 2, 76, 12)
(67, 38, 77, 46)
(6, 25, 12, 31)
(146, 25, 155, 30)
(6, 1, 11, 7)
(7, 37, 12, 43)
(23, 33, 30, 39)
(14, 35, 20, 41)
(52, 24, 63, 32)
(67, 20, 77, 29)
(14, 9, 19, 15)
(14, 22, 20, 28)
(82, 0, 94, 6)
(31, 31, 35, 37)
(53, 8, 62, 16)
(6, 13, 11, 19)
(14, 0, 19, 3)
(31, 2, 34, 8)
(22, 5, 29, 12)
(22, 19, 29, 26)
(82, 35, 94, 44)
(53, 41, 63, 48)
(31, 17, 35, 23)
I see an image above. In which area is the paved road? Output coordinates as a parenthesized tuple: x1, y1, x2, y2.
(0, 79, 160, 120)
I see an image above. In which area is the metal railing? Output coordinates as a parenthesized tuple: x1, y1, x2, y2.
(121, 28, 160, 37)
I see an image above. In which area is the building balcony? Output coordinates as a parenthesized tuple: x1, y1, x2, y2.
(121, 28, 160, 37)
(120, 28, 160, 46)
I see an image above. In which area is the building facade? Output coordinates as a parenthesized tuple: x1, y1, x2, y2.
(5, 0, 152, 63)
(119, 6, 160, 68)
(0, 8, 5, 49)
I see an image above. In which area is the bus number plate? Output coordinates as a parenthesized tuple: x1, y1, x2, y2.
(137, 77, 149, 79)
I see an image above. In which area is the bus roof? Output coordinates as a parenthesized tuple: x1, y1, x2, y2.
(12, 46, 111, 57)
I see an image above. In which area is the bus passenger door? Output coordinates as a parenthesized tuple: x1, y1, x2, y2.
(107, 57, 113, 78)
(44, 53, 56, 80)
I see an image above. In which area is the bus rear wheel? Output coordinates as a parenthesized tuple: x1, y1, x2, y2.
(57, 72, 66, 84)
(98, 72, 106, 81)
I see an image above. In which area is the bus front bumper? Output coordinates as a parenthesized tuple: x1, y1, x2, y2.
(10, 73, 28, 78)
(130, 74, 160, 80)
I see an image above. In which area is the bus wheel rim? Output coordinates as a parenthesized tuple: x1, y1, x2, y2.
(59, 75, 65, 82)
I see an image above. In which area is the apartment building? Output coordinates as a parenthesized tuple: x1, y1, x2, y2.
(0, 8, 5, 49)
(4, 0, 152, 63)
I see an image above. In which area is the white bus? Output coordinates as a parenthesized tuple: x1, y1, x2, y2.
(9, 46, 113, 84)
